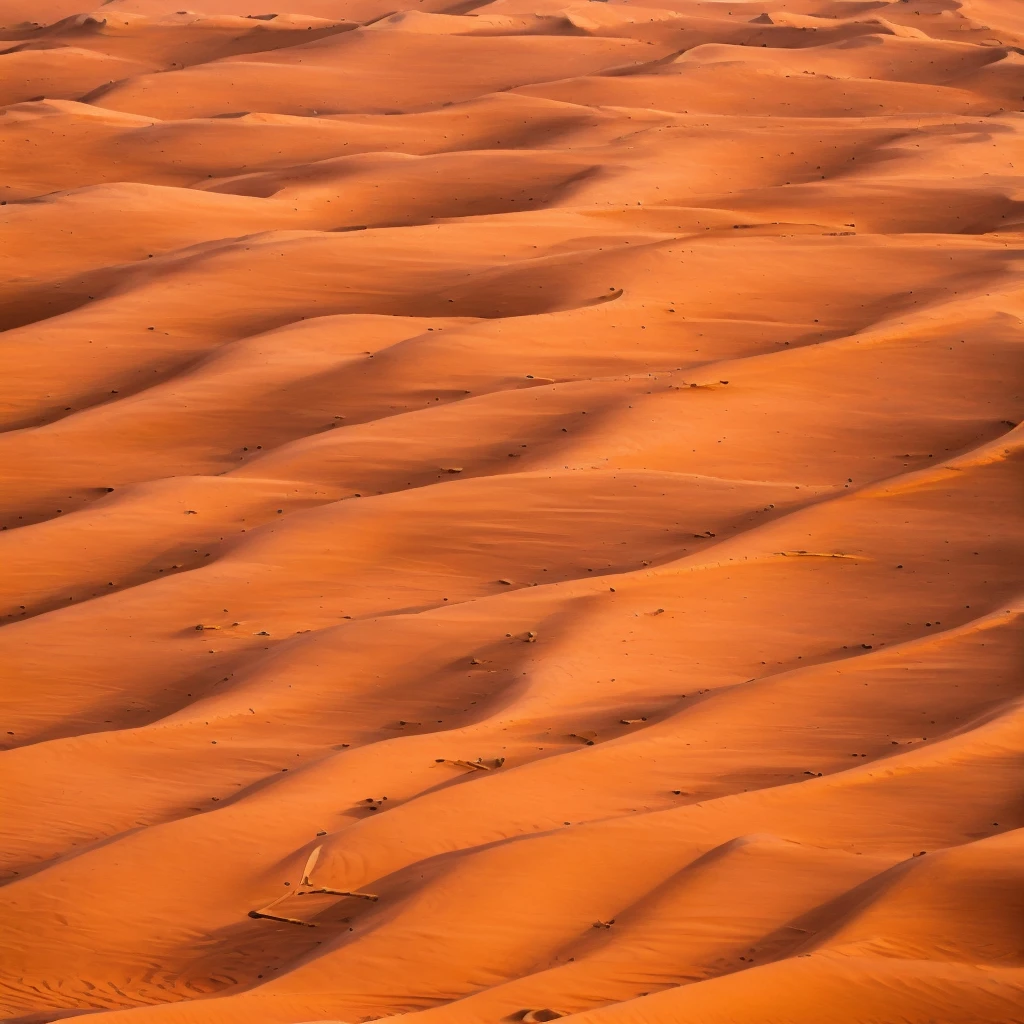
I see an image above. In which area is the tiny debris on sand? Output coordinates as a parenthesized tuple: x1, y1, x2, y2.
(300, 888, 379, 902)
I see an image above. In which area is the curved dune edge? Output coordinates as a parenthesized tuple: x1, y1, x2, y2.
(1, 0, 1022, 1023)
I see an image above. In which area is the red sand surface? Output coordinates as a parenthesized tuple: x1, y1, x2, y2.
(1, 1, 1022, 1022)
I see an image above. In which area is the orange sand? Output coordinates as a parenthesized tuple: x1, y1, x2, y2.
(1, 0, 1022, 1022)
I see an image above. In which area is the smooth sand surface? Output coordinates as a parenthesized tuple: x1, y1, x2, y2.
(1, 1, 1022, 1022)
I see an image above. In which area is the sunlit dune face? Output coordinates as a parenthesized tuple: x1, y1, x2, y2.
(1, 0, 1022, 1022)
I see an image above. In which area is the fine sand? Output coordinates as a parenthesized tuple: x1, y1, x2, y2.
(1, 0, 1022, 1022)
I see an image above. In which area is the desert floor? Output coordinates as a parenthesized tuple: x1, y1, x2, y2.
(1, 0, 1022, 1022)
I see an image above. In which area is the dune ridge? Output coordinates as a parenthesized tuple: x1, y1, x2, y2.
(1, 0, 1022, 1022)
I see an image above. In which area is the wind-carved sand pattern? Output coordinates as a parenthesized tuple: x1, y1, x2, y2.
(0, 0, 1022, 1022)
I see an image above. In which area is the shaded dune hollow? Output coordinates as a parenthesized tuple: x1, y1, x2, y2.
(1, 0, 1023, 1023)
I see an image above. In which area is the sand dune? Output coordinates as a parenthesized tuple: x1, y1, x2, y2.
(1, 0, 1022, 1022)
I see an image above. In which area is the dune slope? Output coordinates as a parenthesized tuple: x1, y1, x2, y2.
(1, 1, 1022, 1023)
